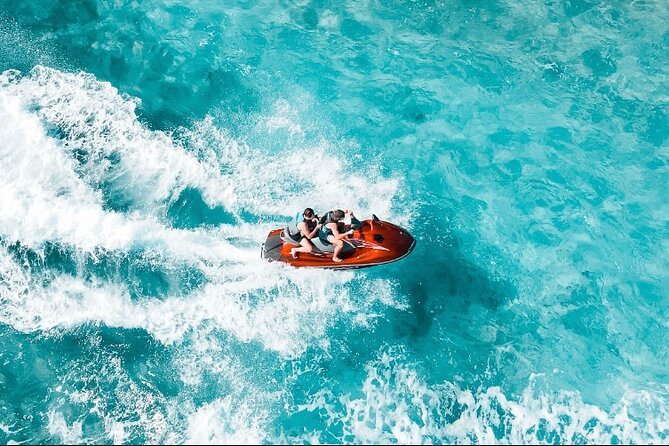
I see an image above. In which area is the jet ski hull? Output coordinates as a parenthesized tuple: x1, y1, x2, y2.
(261, 218, 415, 269)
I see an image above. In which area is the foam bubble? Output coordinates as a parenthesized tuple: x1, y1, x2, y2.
(1, 67, 236, 212)
(184, 398, 266, 445)
(47, 348, 175, 444)
(299, 347, 669, 444)
(1, 67, 409, 226)
(0, 86, 267, 265)
(1, 244, 403, 358)
(46, 410, 83, 444)
(185, 116, 406, 223)
(260, 99, 306, 137)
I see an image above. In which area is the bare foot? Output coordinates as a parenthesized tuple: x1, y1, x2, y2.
(290, 249, 298, 259)
(332, 257, 343, 263)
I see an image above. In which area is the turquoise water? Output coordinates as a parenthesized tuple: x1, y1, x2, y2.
(1, 0, 668, 443)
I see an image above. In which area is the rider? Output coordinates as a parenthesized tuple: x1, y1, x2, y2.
(318, 209, 360, 262)
(290, 208, 321, 259)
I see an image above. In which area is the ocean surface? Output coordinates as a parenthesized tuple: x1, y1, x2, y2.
(1, 0, 668, 443)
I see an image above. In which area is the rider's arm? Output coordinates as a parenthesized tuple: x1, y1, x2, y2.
(297, 222, 310, 239)
(299, 221, 321, 240)
(328, 222, 354, 240)
(307, 222, 320, 239)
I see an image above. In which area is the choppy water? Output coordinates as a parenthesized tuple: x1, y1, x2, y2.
(1, 0, 668, 443)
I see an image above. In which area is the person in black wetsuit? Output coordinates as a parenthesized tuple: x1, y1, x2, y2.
(318, 209, 362, 262)
(290, 208, 321, 259)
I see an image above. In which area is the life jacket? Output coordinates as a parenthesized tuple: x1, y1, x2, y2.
(288, 212, 318, 240)
(319, 211, 337, 226)
(303, 216, 318, 233)
(318, 211, 339, 243)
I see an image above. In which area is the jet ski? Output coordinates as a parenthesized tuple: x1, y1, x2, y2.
(261, 214, 415, 269)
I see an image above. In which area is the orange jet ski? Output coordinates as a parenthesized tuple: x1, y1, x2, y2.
(261, 214, 415, 269)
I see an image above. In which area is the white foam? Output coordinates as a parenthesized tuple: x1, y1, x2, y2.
(47, 410, 83, 445)
(0, 64, 410, 363)
(261, 99, 306, 137)
(1, 67, 236, 211)
(0, 244, 403, 358)
(299, 347, 669, 444)
(184, 398, 266, 445)
(36, 296, 290, 445)
(1, 67, 408, 226)
(0, 87, 267, 265)
(185, 116, 406, 224)
(48, 350, 175, 444)
(0, 66, 409, 268)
